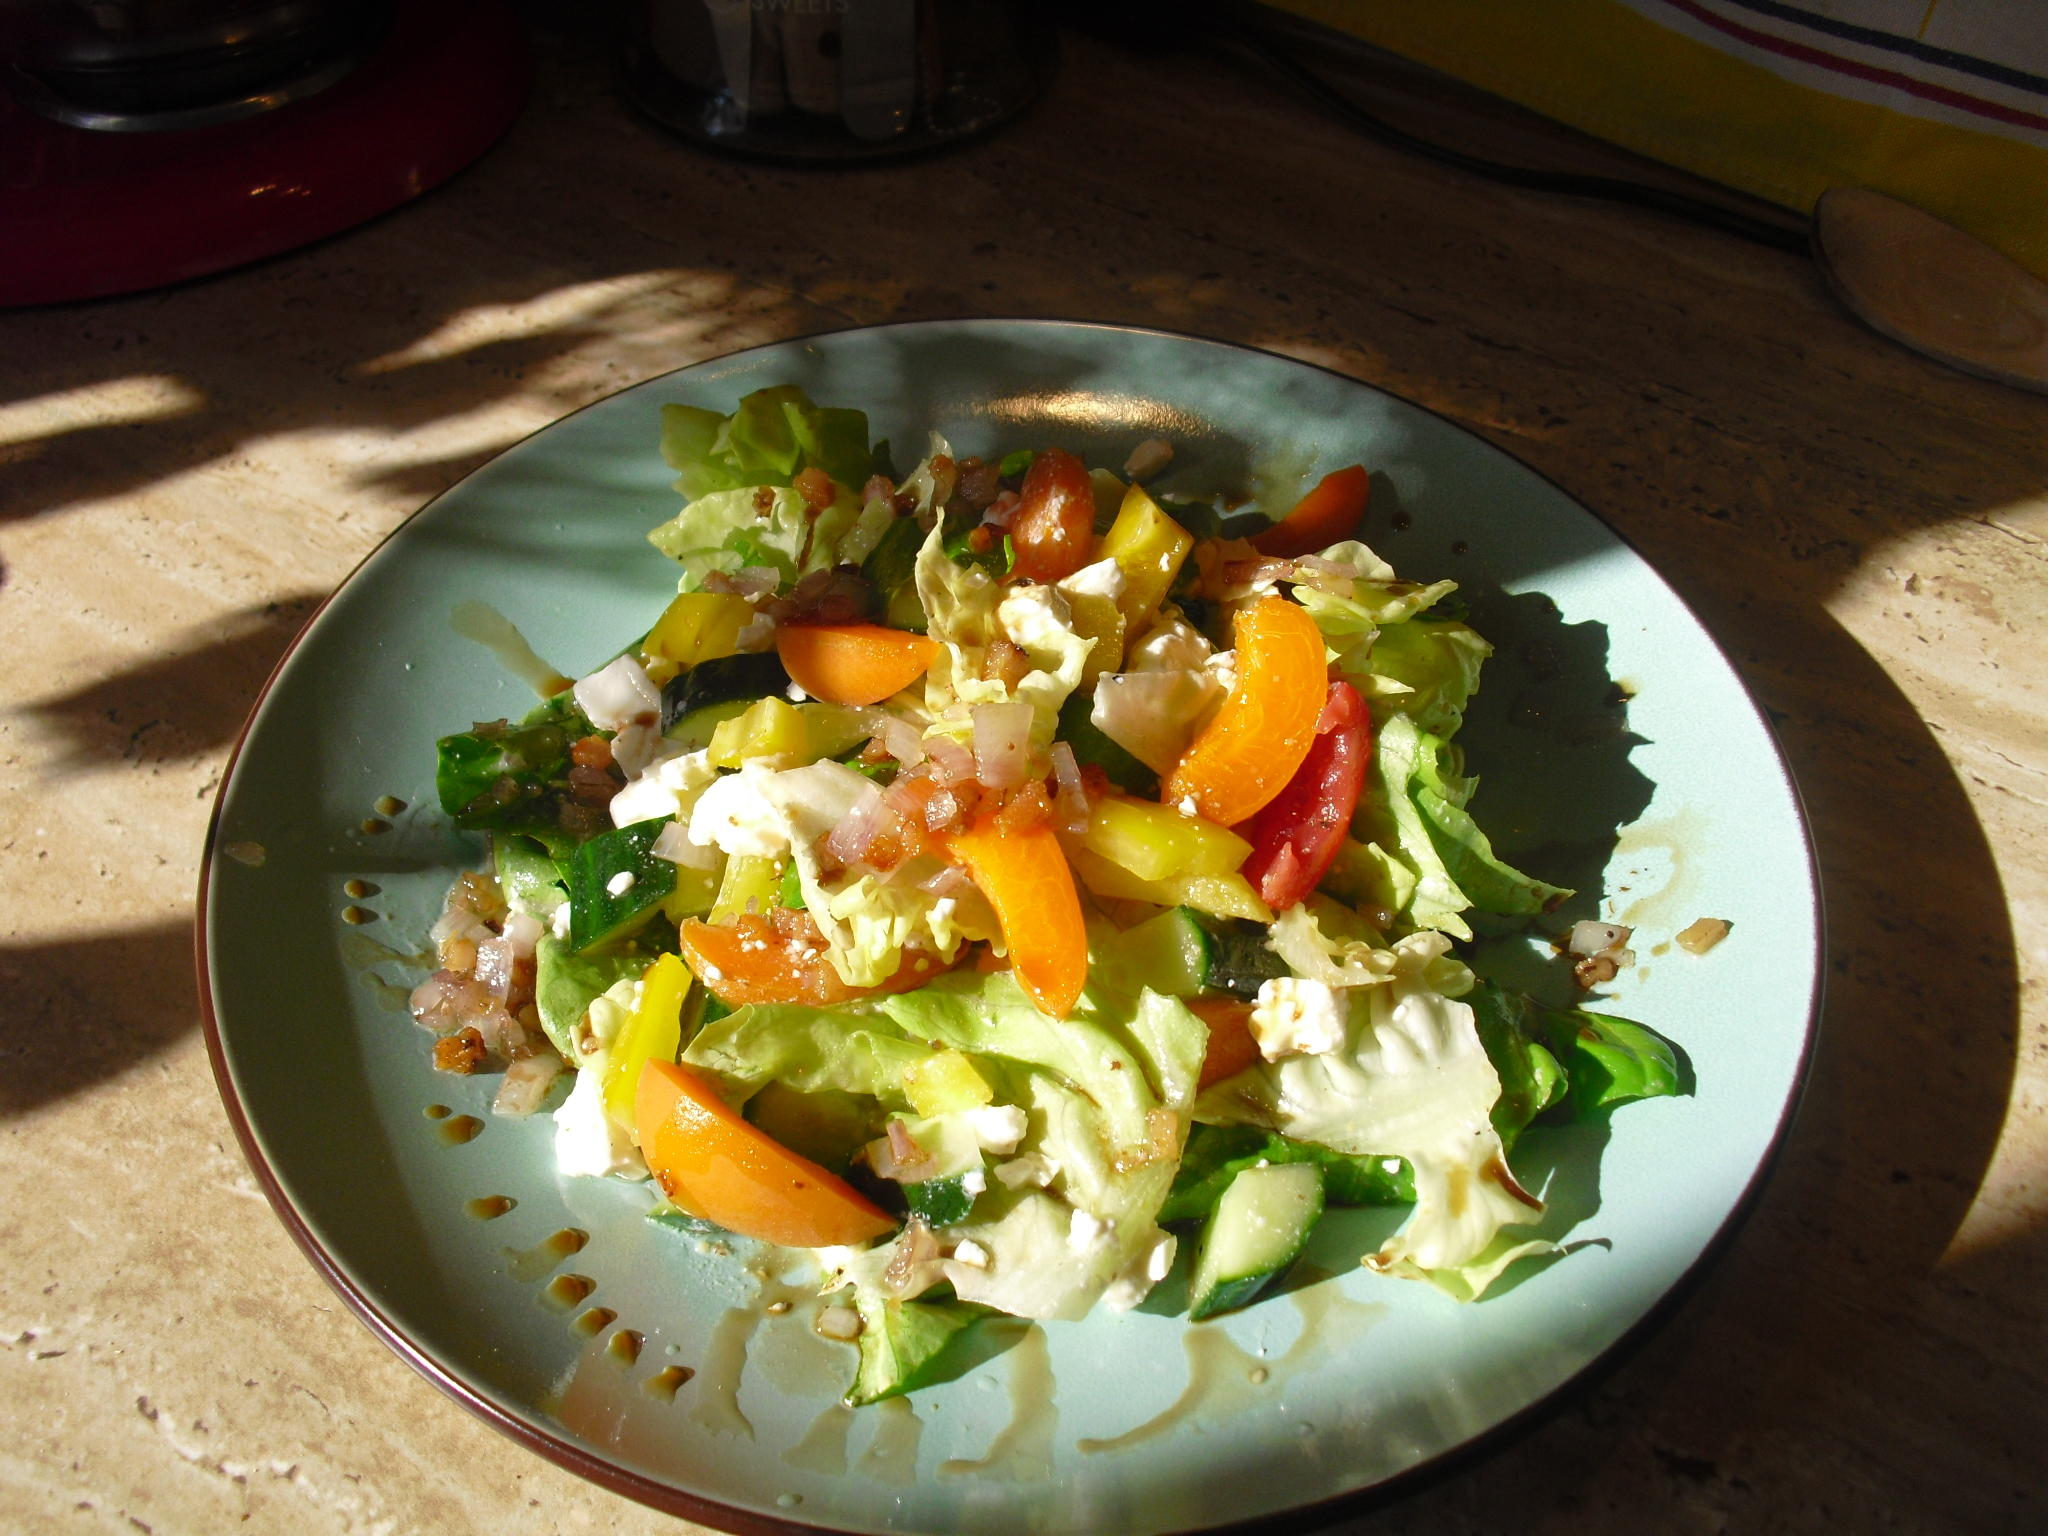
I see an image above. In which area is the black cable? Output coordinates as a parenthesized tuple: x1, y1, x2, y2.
(1216, 11, 1811, 256)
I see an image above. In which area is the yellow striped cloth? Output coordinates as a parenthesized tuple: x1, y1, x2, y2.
(1269, 0, 2048, 279)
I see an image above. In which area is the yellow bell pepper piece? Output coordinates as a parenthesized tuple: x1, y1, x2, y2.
(1081, 793, 1252, 883)
(640, 591, 753, 684)
(710, 853, 783, 924)
(604, 953, 692, 1129)
(1069, 848, 1273, 924)
(903, 1050, 995, 1118)
(1100, 484, 1194, 630)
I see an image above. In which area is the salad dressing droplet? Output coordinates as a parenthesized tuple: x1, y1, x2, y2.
(506, 1228, 589, 1283)
(541, 1274, 596, 1310)
(571, 1307, 617, 1338)
(644, 1365, 694, 1400)
(855, 1397, 923, 1485)
(360, 818, 391, 836)
(374, 796, 407, 818)
(424, 1103, 452, 1120)
(344, 878, 377, 899)
(939, 1324, 1055, 1480)
(341, 905, 376, 926)
(438, 1115, 483, 1145)
(689, 1307, 759, 1440)
(607, 1329, 643, 1365)
(465, 1195, 515, 1219)
(1078, 1325, 1264, 1454)
(450, 600, 575, 698)
(783, 1403, 856, 1475)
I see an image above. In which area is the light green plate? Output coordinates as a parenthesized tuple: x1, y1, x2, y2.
(200, 321, 1819, 1533)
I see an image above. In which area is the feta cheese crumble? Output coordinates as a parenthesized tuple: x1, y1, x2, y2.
(1249, 976, 1350, 1060)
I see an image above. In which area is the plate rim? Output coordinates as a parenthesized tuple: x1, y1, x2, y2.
(195, 315, 1825, 1534)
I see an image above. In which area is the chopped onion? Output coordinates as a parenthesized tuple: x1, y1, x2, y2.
(972, 701, 1036, 790)
(1050, 741, 1090, 834)
(474, 935, 516, 998)
(923, 732, 977, 785)
(572, 654, 659, 733)
(823, 785, 886, 867)
(650, 819, 721, 870)
(881, 1218, 944, 1298)
(492, 1054, 563, 1118)
(919, 863, 972, 898)
(1124, 437, 1173, 480)
(1567, 920, 1633, 957)
(923, 785, 961, 831)
(502, 910, 543, 962)
(815, 1305, 862, 1341)
(867, 1121, 938, 1184)
(880, 715, 927, 767)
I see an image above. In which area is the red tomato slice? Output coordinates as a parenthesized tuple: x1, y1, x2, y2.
(1235, 680, 1371, 910)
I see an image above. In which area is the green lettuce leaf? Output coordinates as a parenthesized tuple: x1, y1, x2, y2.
(646, 482, 892, 594)
(659, 385, 875, 501)
(1192, 930, 1548, 1298)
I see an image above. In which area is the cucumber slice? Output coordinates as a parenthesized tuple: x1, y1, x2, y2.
(658, 651, 790, 735)
(1162, 1124, 1411, 1224)
(904, 1170, 981, 1227)
(1187, 1161, 1324, 1320)
(1201, 918, 1289, 999)
(492, 832, 566, 919)
(566, 818, 678, 952)
(1097, 906, 1211, 998)
(665, 697, 752, 748)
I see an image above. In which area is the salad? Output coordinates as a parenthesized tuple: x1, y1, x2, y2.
(412, 386, 1686, 1405)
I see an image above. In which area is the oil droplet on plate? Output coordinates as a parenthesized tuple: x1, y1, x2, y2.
(438, 1115, 483, 1145)
(341, 905, 376, 926)
(344, 878, 378, 899)
(571, 1307, 617, 1338)
(644, 1365, 694, 1400)
(940, 1323, 1055, 1480)
(360, 818, 391, 836)
(855, 1397, 922, 1485)
(776, 1493, 802, 1510)
(608, 1329, 643, 1365)
(506, 1228, 590, 1283)
(224, 841, 266, 867)
(424, 1104, 452, 1120)
(784, 1403, 854, 1475)
(374, 795, 407, 817)
(541, 1274, 596, 1310)
(690, 1306, 759, 1440)
(466, 1195, 515, 1219)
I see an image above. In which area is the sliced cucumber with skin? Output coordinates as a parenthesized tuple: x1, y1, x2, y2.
(492, 832, 566, 919)
(658, 651, 790, 735)
(904, 1170, 981, 1227)
(1201, 918, 1290, 1000)
(1056, 692, 1157, 797)
(1097, 906, 1211, 998)
(1187, 1161, 1325, 1321)
(665, 697, 752, 748)
(566, 817, 679, 952)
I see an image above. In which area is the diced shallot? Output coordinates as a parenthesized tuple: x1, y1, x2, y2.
(473, 934, 517, 998)
(815, 1305, 862, 1341)
(572, 654, 660, 733)
(879, 715, 927, 768)
(972, 701, 1036, 790)
(923, 785, 961, 831)
(881, 1217, 945, 1298)
(1567, 920, 1633, 957)
(651, 819, 722, 870)
(922, 732, 977, 785)
(919, 863, 973, 899)
(823, 788, 886, 867)
(502, 910, 543, 961)
(1050, 741, 1090, 833)
(492, 1053, 563, 1118)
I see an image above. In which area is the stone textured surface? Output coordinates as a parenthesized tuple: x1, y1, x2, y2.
(3, 17, 2044, 1536)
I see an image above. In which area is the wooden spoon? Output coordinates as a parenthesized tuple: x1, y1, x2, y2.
(1813, 187, 2048, 394)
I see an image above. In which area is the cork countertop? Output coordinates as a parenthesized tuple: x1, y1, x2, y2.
(3, 17, 2043, 1536)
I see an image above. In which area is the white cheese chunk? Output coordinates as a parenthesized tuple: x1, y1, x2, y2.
(1249, 976, 1350, 1060)
(552, 1067, 642, 1180)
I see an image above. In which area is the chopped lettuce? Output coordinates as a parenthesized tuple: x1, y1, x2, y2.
(659, 385, 876, 501)
(1193, 928, 1549, 1297)
(646, 482, 892, 594)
